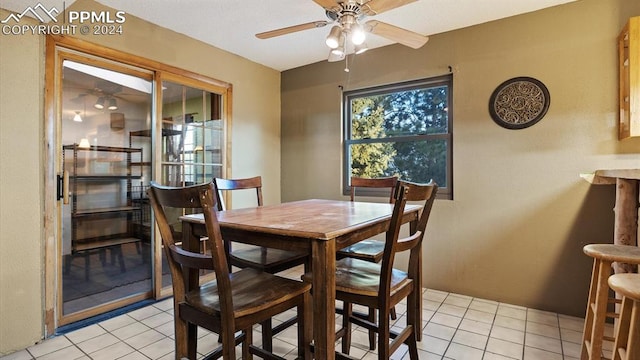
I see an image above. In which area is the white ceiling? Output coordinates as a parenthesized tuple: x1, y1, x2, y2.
(2, 0, 577, 71)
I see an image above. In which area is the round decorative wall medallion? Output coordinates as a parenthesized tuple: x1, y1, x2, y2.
(488, 77, 550, 129)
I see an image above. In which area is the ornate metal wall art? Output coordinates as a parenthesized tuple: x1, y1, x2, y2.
(489, 77, 550, 129)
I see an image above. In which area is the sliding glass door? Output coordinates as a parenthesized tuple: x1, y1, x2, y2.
(60, 57, 154, 321)
(50, 42, 230, 327)
(155, 76, 226, 295)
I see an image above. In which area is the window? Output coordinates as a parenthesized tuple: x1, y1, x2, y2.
(343, 75, 452, 199)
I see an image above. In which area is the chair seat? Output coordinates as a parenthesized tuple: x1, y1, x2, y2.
(337, 239, 385, 263)
(335, 258, 412, 298)
(186, 268, 311, 318)
(230, 245, 308, 273)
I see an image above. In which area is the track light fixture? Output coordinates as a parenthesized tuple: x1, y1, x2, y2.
(94, 96, 118, 111)
(94, 97, 105, 110)
(107, 98, 118, 111)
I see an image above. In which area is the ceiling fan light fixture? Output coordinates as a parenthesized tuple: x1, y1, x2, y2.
(325, 25, 342, 49)
(94, 97, 105, 110)
(331, 35, 346, 56)
(328, 49, 345, 62)
(354, 42, 369, 54)
(351, 24, 366, 45)
(331, 47, 345, 56)
(107, 98, 118, 111)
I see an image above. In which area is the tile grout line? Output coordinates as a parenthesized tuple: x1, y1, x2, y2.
(522, 307, 528, 360)
(557, 312, 566, 359)
(478, 297, 498, 359)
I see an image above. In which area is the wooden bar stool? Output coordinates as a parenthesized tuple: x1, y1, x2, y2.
(607, 274, 640, 360)
(581, 244, 640, 360)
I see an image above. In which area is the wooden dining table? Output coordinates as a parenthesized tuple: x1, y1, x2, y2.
(180, 198, 421, 359)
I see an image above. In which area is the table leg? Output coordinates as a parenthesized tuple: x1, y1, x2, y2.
(312, 239, 336, 360)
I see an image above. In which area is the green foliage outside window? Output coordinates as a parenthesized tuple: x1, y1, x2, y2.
(350, 97, 396, 178)
(345, 76, 452, 196)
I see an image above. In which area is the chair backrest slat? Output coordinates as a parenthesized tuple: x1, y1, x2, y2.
(213, 176, 263, 211)
(350, 176, 398, 204)
(168, 244, 215, 270)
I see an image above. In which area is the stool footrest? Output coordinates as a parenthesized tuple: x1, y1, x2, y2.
(590, 303, 620, 319)
(607, 298, 622, 305)
(584, 339, 614, 359)
(603, 335, 615, 342)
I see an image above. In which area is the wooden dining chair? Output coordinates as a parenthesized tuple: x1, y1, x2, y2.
(336, 176, 398, 349)
(334, 180, 438, 359)
(147, 181, 312, 360)
(213, 176, 309, 350)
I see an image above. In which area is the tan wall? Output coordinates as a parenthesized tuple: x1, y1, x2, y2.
(281, 0, 640, 317)
(0, 10, 45, 355)
(0, 0, 281, 354)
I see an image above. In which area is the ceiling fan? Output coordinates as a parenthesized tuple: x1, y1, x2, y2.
(256, 0, 429, 61)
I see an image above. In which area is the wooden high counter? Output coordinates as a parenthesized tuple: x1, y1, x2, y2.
(581, 169, 640, 273)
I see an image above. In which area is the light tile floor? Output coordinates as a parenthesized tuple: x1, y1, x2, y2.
(1, 266, 608, 360)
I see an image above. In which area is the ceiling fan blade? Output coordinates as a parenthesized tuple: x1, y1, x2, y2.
(313, 0, 341, 11)
(256, 21, 329, 39)
(361, 0, 417, 15)
(365, 20, 429, 49)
